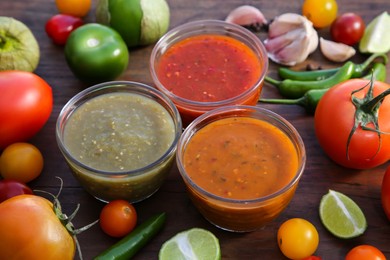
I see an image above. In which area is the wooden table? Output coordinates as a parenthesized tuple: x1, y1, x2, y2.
(2, 0, 390, 259)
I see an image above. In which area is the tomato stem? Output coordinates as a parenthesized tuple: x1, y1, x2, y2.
(347, 76, 390, 160)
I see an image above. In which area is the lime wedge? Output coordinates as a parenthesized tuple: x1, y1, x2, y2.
(319, 190, 367, 239)
(359, 11, 390, 53)
(159, 228, 221, 260)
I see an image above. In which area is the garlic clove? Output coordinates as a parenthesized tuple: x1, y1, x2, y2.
(225, 5, 267, 28)
(320, 37, 356, 62)
(264, 27, 305, 54)
(268, 13, 307, 38)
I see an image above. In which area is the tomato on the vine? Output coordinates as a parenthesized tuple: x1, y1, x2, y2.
(99, 200, 137, 237)
(277, 218, 319, 259)
(345, 245, 386, 260)
(45, 14, 84, 45)
(0, 179, 33, 203)
(302, 0, 338, 28)
(0, 71, 53, 149)
(55, 0, 91, 17)
(331, 13, 365, 46)
(0, 142, 44, 183)
(0, 195, 76, 259)
(382, 166, 390, 221)
(315, 79, 390, 169)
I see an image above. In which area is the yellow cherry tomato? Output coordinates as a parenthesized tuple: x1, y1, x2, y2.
(0, 142, 44, 183)
(277, 218, 319, 259)
(55, 0, 91, 17)
(302, 0, 338, 28)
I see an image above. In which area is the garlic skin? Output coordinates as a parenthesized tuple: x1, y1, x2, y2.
(264, 13, 318, 66)
(320, 37, 356, 62)
(225, 5, 267, 28)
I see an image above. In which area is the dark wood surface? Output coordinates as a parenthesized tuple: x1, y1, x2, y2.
(2, 0, 390, 259)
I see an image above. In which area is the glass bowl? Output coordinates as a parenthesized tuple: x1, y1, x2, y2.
(176, 105, 306, 232)
(56, 81, 182, 203)
(150, 19, 268, 125)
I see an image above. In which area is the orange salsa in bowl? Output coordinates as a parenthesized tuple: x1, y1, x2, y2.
(176, 106, 306, 232)
(150, 20, 268, 125)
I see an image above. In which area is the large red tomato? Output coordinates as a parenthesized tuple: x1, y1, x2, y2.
(315, 79, 390, 169)
(382, 166, 390, 221)
(0, 71, 53, 149)
(0, 194, 75, 259)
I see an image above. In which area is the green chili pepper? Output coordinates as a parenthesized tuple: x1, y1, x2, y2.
(362, 62, 387, 82)
(265, 61, 354, 99)
(278, 53, 388, 81)
(95, 212, 166, 260)
(260, 62, 387, 114)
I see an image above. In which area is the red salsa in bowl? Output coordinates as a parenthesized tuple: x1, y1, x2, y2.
(150, 20, 268, 125)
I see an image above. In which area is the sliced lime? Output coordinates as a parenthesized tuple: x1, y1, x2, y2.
(359, 11, 390, 53)
(159, 228, 221, 260)
(319, 190, 367, 239)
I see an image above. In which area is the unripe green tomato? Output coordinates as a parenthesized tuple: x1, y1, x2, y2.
(96, 0, 170, 48)
(64, 23, 129, 83)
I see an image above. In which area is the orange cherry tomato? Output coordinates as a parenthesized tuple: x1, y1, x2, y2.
(0, 195, 75, 259)
(345, 245, 386, 260)
(99, 200, 137, 237)
(55, 0, 91, 17)
(0, 142, 44, 183)
(302, 0, 338, 28)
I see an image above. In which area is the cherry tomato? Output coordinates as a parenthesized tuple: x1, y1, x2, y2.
(345, 245, 386, 260)
(382, 166, 390, 221)
(0, 71, 53, 149)
(99, 200, 137, 237)
(302, 0, 338, 28)
(45, 14, 84, 45)
(0, 143, 44, 183)
(0, 179, 33, 203)
(315, 79, 390, 169)
(331, 13, 365, 46)
(0, 194, 75, 259)
(277, 218, 319, 259)
(55, 0, 91, 17)
(301, 256, 322, 260)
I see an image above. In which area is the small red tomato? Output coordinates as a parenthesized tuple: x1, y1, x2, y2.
(330, 13, 365, 46)
(382, 166, 390, 221)
(99, 200, 137, 237)
(300, 256, 322, 260)
(0, 179, 33, 203)
(345, 245, 386, 260)
(45, 14, 84, 45)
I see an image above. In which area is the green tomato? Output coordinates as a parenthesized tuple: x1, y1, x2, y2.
(65, 23, 129, 83)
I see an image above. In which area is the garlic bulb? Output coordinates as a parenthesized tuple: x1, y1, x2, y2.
(264, 13, 318, 66)
(320, 37, 356, 62)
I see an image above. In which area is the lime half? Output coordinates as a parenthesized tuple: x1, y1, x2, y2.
(359, 11, 390, 53)
(159, 228, 221, 260)
(319, 190, 367, 239)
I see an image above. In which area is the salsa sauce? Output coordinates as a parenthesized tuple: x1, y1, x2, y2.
(156, 34, 262, 102)
(183, 117, 299, 200)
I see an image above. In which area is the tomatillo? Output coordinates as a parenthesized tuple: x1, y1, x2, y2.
(65, 23, 129, 83)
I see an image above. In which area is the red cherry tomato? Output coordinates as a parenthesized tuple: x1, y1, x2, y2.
(0, 179, 33, 203)
(45, 14, 84, 45)
(0, 71, 53, 149)
(300, 256, 322, 260)
(330, 13, 365, 46)
(99, 200, 137, 237)
(345, 245, 386, 260)
(382, 166, 390, 221)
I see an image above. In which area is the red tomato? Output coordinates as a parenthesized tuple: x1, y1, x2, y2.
(99, 200, 137, 237)
(315, 79, 390, 169)
(0, 71, 53, 149)
(382, 166, 390, 221)
(300, 256, 322, 260)
(0, 194, 75, 259)
(45, 14, 84, 45)
(0, 179, 33, 203)
(345, 245, 386, 260)
(331, 13, 365, 46)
